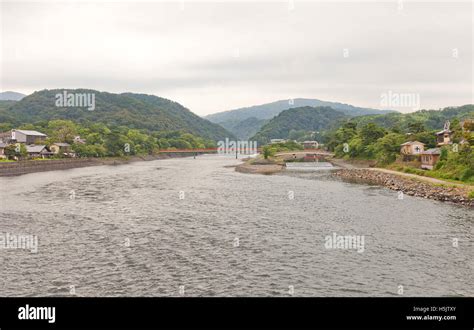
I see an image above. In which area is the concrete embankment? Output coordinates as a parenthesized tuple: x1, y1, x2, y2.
(333, 168, 474, 207)
(0, 153, 199, 177)
(0, 158, 102, 176)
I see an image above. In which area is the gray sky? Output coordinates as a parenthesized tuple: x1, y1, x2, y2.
(1, 0, 472, 115)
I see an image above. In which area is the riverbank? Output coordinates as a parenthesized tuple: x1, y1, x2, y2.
(235, 156, 474, 206)
(333, 168, 474, 207)
(0, 153, 196, 177)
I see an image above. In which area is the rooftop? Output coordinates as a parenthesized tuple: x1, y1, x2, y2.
(421, 148, 441, 155)
(401, 141, 424, 146)
(26, 145, 47, 153)
(14, 129, 47, 137)
(436, 129, 452, 135)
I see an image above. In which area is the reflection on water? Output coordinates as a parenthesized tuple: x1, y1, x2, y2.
(0, 155, 472, 297)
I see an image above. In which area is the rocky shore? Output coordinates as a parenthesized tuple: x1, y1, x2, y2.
(333, 169, 474, 207)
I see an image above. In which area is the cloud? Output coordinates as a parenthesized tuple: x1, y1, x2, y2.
(1, 1, 472, 115)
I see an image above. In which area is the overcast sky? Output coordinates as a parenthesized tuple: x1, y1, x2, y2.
(1, 1, 472, 115)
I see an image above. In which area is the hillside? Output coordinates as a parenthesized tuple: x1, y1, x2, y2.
(0, 91, 26, 101)
(219, 117, 268, 140)
(349, 104, 474, 130)
(206, 98, 394, 139)
(251, 106, 348, 144)
(0, 89, 234, 141)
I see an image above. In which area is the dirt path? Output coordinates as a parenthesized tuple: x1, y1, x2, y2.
(369, 168, 470, 188)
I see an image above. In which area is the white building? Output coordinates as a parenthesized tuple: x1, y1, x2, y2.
(11, 130, 47, 144)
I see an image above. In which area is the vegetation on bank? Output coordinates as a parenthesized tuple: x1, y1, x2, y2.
(262, 140, 304, 159)
(2, 119, 215, 159)
(0, 89, 234, 141)
(323, 115, 474, 183)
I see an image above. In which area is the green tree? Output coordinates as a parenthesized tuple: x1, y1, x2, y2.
(4, 144, 27, 159)
(373, 133, 405, 164)
(46, 120, 78, 144)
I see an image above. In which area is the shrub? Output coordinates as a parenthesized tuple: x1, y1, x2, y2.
(460, 167, 474, 182)
(434, 160, 446, 170)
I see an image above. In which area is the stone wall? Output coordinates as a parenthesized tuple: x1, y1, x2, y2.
(0, 159, 101, 177)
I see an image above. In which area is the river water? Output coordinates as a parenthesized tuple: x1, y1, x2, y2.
(0, 155, 472, 297)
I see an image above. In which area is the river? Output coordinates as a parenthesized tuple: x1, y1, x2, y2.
(0, 155, 472, 296)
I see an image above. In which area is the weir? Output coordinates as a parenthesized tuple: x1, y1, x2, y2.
(285, 162, 334, 171)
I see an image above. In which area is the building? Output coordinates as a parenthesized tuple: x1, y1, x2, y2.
(270, 139, 286, 144)
(73, 136, 86, 144)
(0, 142, 6, 159)
(302, 141, 319, 149)
(436, 129, 453, 146)
(0, 130, 12, 143)
(26, 145, 53, 158)
(436, 121, 453, 146)
(50, 143, 75, 157)
(420, 148, 441, 170)
(50, 142, 71, 154)
(11, 130, 47, 145)
(400, 141, 425, 155)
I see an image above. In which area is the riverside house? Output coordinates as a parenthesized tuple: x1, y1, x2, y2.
(26, 145, 53, 159)
(400, 141, 425, 155)
(12, 130, 47, 145)
(50, 143, 75, 157)
(400, 141, 425, 161)
(420, 148, 441, 170)
(0, 142, 6, 159)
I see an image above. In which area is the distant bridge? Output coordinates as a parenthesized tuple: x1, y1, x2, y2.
(158, 148, 263, 154)
(275, 150, 334, 157)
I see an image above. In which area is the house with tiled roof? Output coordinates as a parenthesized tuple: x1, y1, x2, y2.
(421, 148, 441, 170)
(26, 145, 53, 158)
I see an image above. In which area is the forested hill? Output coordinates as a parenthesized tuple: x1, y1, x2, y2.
(205, 98, 394, 139)
(251, 106, 348, 144)
(0, 89, 234, 141)
(349, 104, 474, 130)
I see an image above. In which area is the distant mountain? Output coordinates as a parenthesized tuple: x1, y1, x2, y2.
(0, 89, 234, 141)
(219, 117, 269, 140)
(251, 106, 348, 144)
(251, 104, 474, 145)
(205, 98, 394, 139)
(0, 91, 26, 101)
